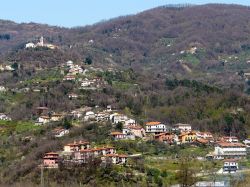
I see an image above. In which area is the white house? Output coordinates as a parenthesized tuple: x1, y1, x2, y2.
(0, 86, 7, 92)
(5, 65, 14, 71)
(0, 113, 11, 121)
(95, 112, 110, 122)
(110, 113, 128, 124)
(221, 136, 239, 143)
(68, 93, 78, 99)
(66, 60, 74, 67)
(124, 118, 136, 127)
(214, 142, 247, 159)
(71, 110, 83, 119)
(53, 128, 69, 138)
(81, 79, 92, 87)
(84, 111, 95, 121)
(243, 139, 250, 146)
(173, 123, 192, 132)
(146, 121, 168, 134)
(25, 42, 35, 48)
(123, 125, 145, 138)
(196, 131, 214, 141)
(223, 159, 238, 173)
(37, 116, 51, 124)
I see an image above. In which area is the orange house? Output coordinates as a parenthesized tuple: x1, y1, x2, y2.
(154, 132, 177, 144)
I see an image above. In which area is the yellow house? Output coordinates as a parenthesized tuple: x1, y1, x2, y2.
(179, 131, 197, 144)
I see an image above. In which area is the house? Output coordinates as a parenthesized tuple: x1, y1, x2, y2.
(124, 118, 137, 127)
(5, 65, 14, 71)
(178, 131, 197, 144)
(96, 112, 110, 122)
(196, 131, 214, 142)
(102, 154, 128, 165)
(221, 136, 239, 143)
(26, 36, 57, 50)
(110, 113, 128, 124)
(214, 142, 246, 159)
(243, 138, 250, 146)
(223, 159, 238, 173)
(63, 140, 90, 152)
(73, 146, 116, 163)
(0, 86, 6, 92)
(36, 107, 48, 115)
(68, 93, 78, 99)
(155, 132, 178, 144)
(69, 65, 84, 75)
(73, 149, 95, 163)
(71, 110, 83, 119)
(122, 128, 136, 140)
(70, 107, 92, 119)
(43, 152, 59, 168)
(37, 116, 51, 124)
(0, 113, 11, 121)
(145, 121, 168, 134)
(63, 75, 75, 81)
(127, 125, 146, 138)
(66, 60, 74, 67)
(81, 79, 92, 87)
(25, 42, 35, 48)
(173, 123, 192, 132)
(53, 128, 69, 138)
(106, 105, 112, 112)
(110, 132, 127, 140)
(51, 114, 64, 122)
(84, 111, 95, 121)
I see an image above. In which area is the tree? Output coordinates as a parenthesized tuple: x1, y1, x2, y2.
(116, 122, 123, 131)
(176, 158, 198, 187)
(11, 62, 19, 70)
(85, 57, 93, 65)
(63, 118, 72, 129)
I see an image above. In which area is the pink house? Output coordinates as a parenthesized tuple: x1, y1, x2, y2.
(110, 132, 126, 140)
(43, 152, 59, 168)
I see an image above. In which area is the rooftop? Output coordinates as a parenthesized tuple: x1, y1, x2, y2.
(146, 121, 162, 126)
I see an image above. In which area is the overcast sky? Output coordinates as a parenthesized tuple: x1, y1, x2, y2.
(0, 0, 249, 27)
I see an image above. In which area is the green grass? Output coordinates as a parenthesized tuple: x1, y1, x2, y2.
(23, 68, 63, 85)
(182, 54, 200, 65)
(0, 120, 41, 135)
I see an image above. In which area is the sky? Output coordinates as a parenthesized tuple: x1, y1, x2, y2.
(0, 0, 249, 27)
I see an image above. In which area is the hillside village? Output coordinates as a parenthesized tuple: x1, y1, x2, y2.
(1, 55, 250, 186)
(2, 4, 250, 187)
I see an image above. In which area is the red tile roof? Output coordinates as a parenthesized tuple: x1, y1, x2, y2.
(146, 121, 161, 126)
(110, 132, 125, 135)
(217, 142, 246, 147)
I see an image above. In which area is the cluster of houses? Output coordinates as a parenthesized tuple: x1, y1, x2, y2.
(25, 36, 57, 50)
(36, 103, 250, 173)
(35, 107, 65, 125)
(80, 77, 105, 90)
(43, 140, 127, 168)
(143, 121, 250, 161)
(0, 64, 14, 72)
(62, 60, 106, 90)
(52, 128, 69, 138)
(63, 60, 85, 81)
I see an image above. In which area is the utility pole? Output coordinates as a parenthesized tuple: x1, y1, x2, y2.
(40, 165, 44, 187)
